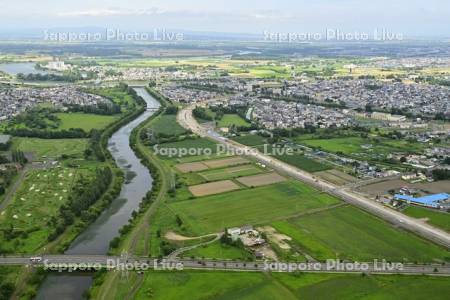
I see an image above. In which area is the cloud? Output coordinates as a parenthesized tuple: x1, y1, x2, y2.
(58, 7, 164, 17)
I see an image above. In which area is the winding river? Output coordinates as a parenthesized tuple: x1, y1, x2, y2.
(35, 88, 161, 299)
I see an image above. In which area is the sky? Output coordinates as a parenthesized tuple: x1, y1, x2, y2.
(0, 0, 449, 37)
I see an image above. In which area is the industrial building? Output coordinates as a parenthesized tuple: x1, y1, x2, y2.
(394, 193, 450, 209)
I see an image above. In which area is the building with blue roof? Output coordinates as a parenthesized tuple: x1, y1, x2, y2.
(394, 193, 450, 209)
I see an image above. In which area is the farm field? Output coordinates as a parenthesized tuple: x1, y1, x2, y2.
(0, 167, 88, 253)
(231, 134, 267, 146)
(169, 180, 340, 234)
(199, 164, 264, 181)
(54, 113, 118, 131)
(188, 180, 241, 197)
(271, 152, 331, 173)
(149, 114, 187, 136)
(403, 206, 450, 232)
(175, 162, 209, 173)
(236, 172, 286, 187)
(217, 114, 251, 128)
(301, 136, 424, 157)
(201, 157, 249, 168)
(273, 205, 450, 262)
(11, 137, 88, 159)
(129, 271, 450, 300)
(155, 138, 218, 160)
(273, 273, 450, 300)
(133, 271, 295, 300)
(174, 156, 249, 173)
(315, 169, 357, 186)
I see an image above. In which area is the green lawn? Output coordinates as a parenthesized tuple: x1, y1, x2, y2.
(198, 165, 264, 181)
(55, 113, 118, 131)
(217, 114, 250, 128)
(273, 206, 450, 262)
(149, 114, 187, 136)
(403, 206, 450, 232)
(169, 181, 340, 234)
(12, 137, 88, 159)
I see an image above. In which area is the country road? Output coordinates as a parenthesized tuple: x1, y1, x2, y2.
(177, 104, 450, 249)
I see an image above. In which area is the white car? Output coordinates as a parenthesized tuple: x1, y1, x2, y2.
(30, 257, 42, 263)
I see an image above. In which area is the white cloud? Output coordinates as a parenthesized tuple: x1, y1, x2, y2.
(58, 7, 164, 17)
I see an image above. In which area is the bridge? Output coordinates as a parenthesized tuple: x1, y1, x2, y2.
(1, 255, 449, 276)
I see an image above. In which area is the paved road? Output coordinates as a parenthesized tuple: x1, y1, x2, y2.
(1, 255, 449, 276)
(177, 105, 450, 249)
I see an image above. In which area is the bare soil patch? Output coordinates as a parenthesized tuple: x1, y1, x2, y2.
(236, 172, 286, 187)
(258, 226, 292, 250)
(201, 157, 249, 169)
(188, 180, 241, 196)
(316, 169, 357, 186)
(175, 162, 209, 173)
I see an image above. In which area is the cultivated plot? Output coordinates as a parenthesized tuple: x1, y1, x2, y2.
(273, 205, 450, 262)
(170, 181, 340, 234)
(315, 169, 357, 186)
(236, 172, 287, 187)
(201, 157, 249, 168)
(199, 165, 263, 181)
(188, 180, 241, 197)
(175, 162, 209, 173)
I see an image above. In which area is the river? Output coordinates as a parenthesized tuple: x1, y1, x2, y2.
(35, 88, 160, 299)
(0, 63, 49, 75)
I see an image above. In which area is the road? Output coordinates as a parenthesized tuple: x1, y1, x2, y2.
(1, 255, 449, 276)
(177, 105, 450, 249)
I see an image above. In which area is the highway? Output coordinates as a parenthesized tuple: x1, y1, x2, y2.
(1, 255, 450, 276)
(177, 105, 450, 249)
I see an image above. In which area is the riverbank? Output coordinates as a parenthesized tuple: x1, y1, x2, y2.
(7, 86, 149, 300)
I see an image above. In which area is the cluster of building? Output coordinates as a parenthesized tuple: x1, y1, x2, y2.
(281, 79, 450, 117)
(247, 98, 352, 129)
(0, 87, 109, 120)
(157, 84, 222, 103)
(362, 57, 450, 69)
(78, 66, 216, 82)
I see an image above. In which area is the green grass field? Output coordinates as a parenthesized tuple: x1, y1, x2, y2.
(403, 206, 450, 232)
(12, 137, 88, 159)
(272, 152, 331, 173)
(130, 271, 450, 300)
(217, 114, 250, 128)
(149, 114, 188, 136)
(301, 136, 424, 157)
(134, 271, 294, 300)
(273, 206, 450, 262)
(231, 134, 267, 146)
(55, 113, 118, 131)
(273, 273, 450, 300)
(155, 138, 218, 160)
(198, 165, 264, 181)
(169, 181, 340, 234)
(183, 240, 253, 260)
